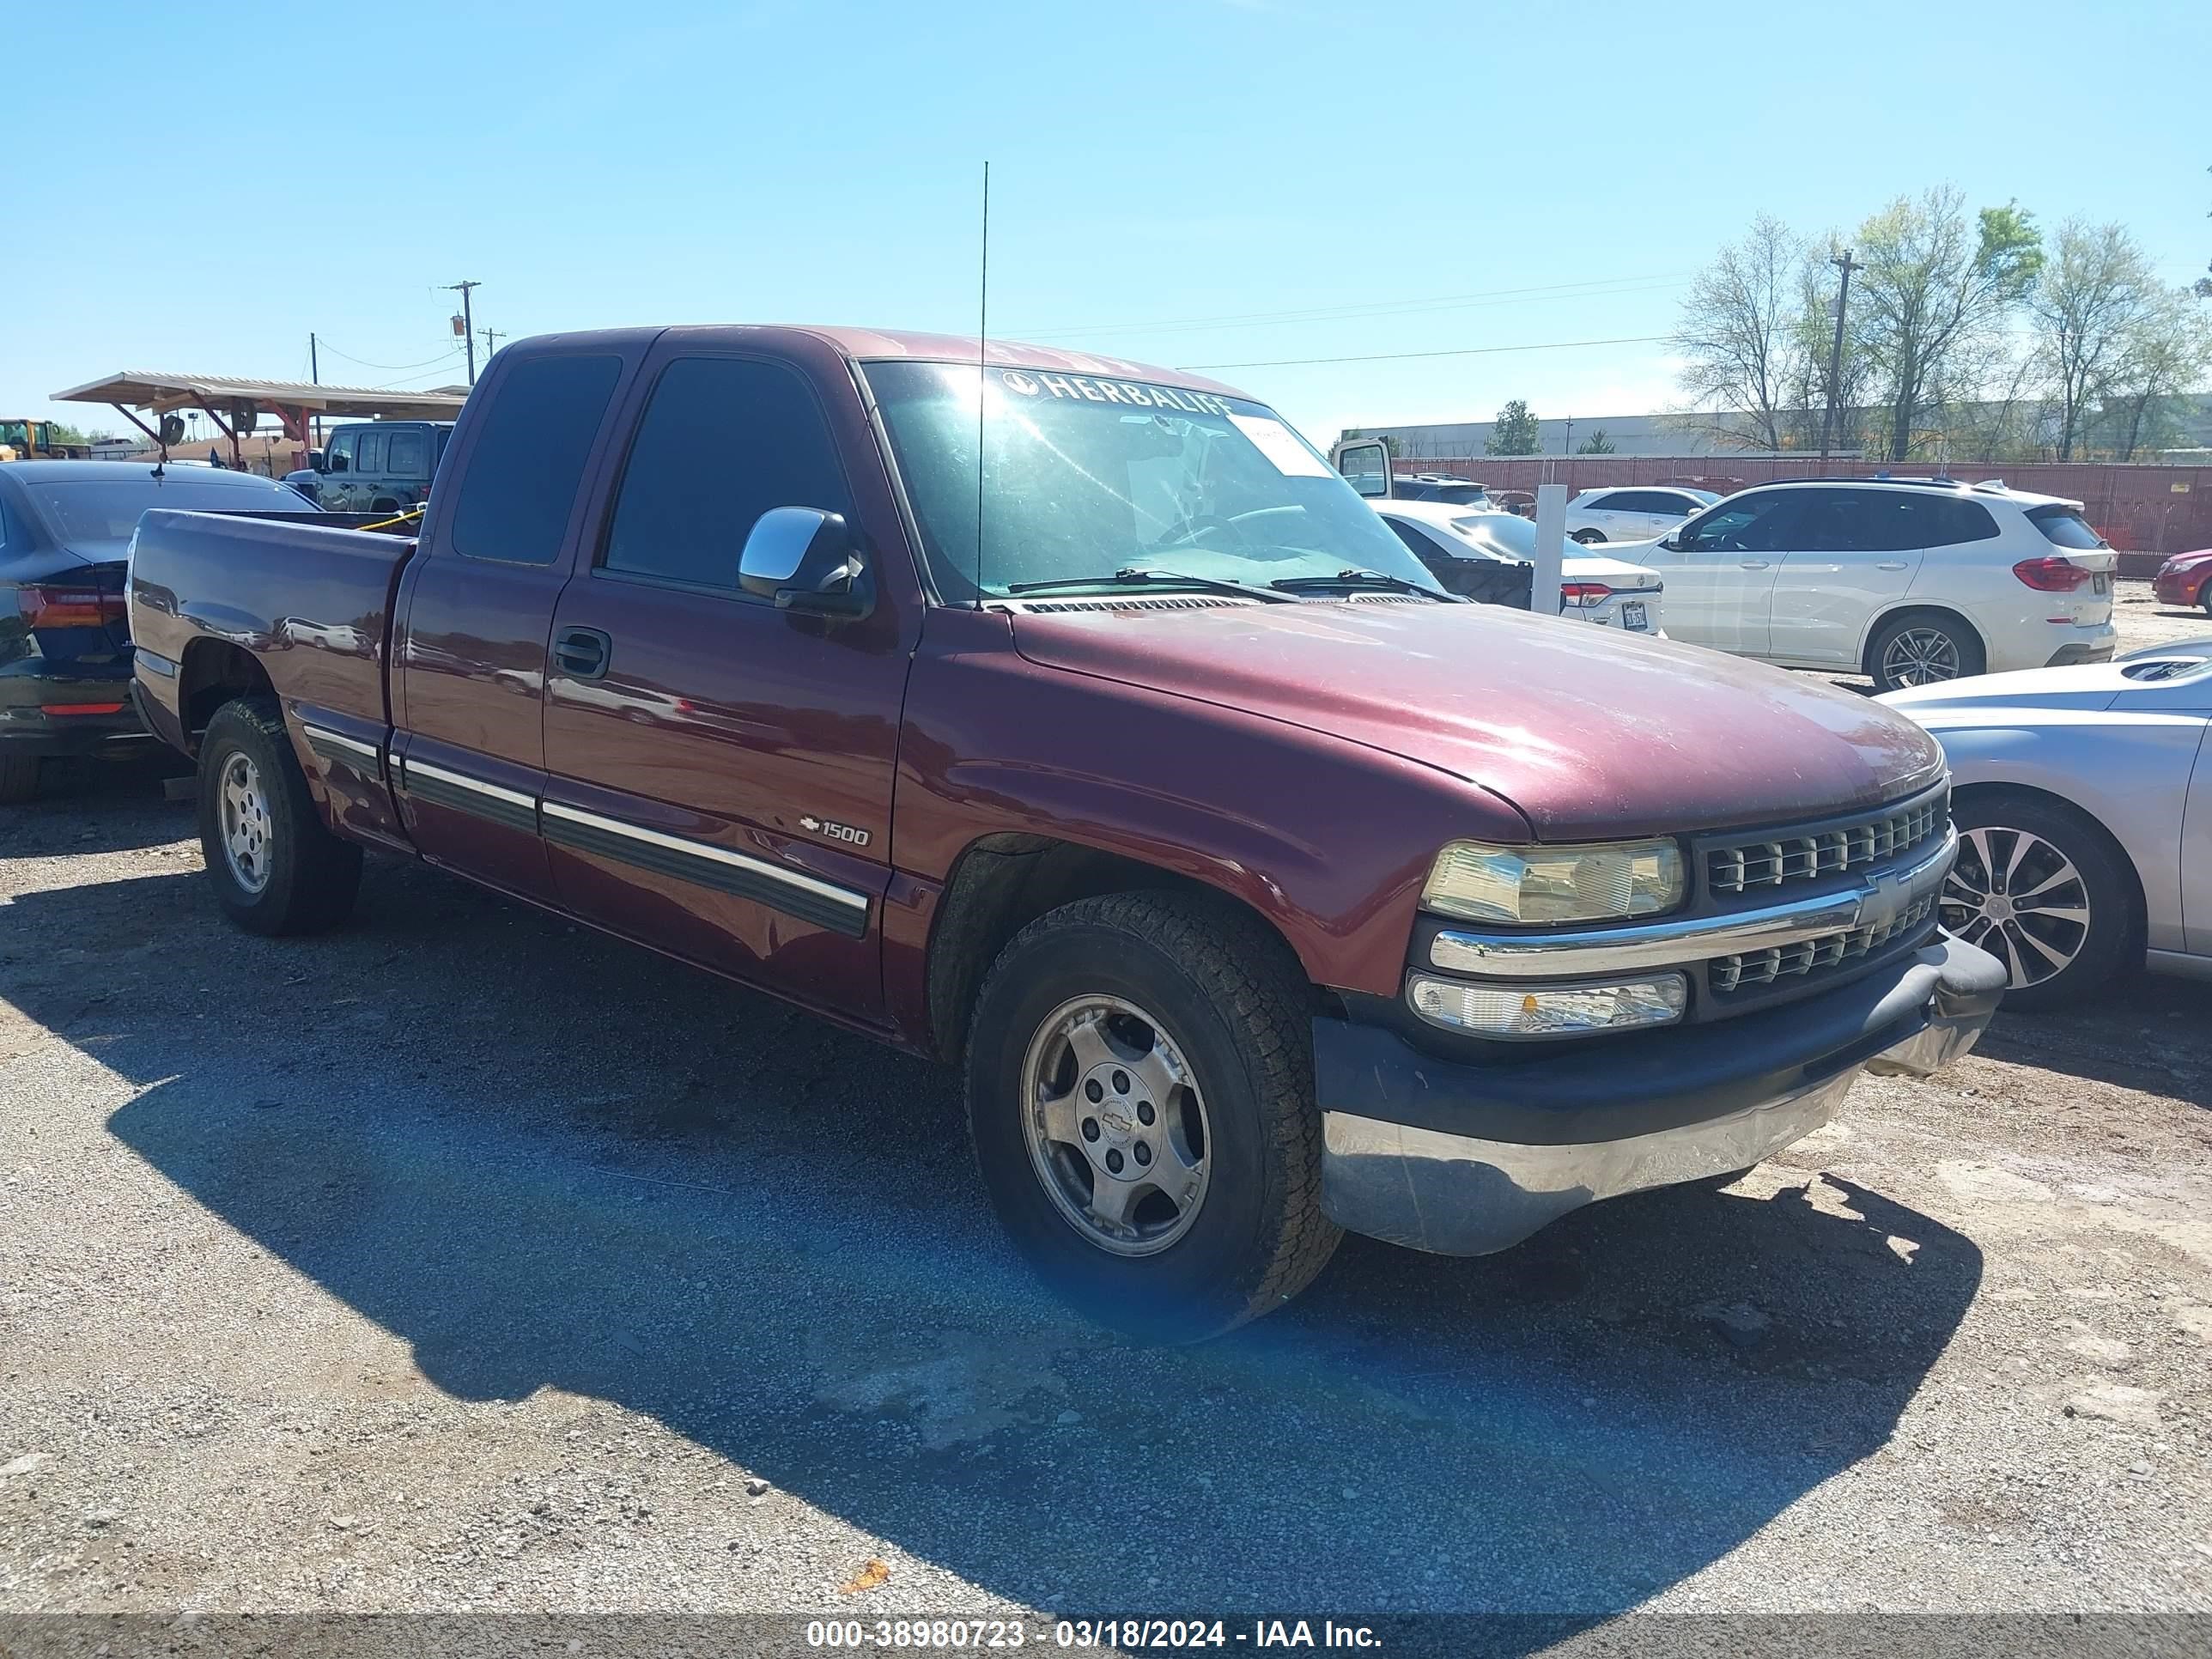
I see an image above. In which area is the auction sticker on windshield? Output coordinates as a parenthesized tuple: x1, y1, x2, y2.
(1226, 414, 1332, 478)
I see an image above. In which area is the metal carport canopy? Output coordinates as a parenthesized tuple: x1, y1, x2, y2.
(49, 371, 467, 422)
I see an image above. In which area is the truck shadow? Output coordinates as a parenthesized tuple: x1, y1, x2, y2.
(12, 861, 1983, 1623)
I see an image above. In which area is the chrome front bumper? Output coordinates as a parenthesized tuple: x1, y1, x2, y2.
(1316, 935, 2005, 1257)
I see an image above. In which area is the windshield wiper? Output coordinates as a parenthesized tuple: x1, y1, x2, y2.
(1270, 568, 1457, 600)
(1004, 567, 1294, 603)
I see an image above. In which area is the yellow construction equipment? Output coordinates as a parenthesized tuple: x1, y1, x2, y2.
(0, 419, 82, 461)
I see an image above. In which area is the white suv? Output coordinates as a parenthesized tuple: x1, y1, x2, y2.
(1565, 486, 1718, 544)
(1618, 478, 2118, 691)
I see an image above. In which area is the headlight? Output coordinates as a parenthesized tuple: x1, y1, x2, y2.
(1407, 971, 1686, 1037)
(1422, 837, 1684, 925)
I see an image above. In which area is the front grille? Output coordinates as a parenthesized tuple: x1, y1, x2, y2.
(1709, 896, 1936, 994)
(1706, 792, 1948, 898)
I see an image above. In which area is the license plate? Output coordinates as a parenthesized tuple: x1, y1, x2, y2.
(2093, 573, 2108, 595)
(1620, 600, 1650, 630)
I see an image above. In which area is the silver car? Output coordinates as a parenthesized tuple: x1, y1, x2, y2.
(1881, 639, 2212, 1006)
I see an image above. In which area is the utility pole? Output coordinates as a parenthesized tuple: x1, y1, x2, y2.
(443, 280, 482, 384)
(1818, 248, 1857, 463)
(479, 325, 504, 365)
(308, 332, 322, 448)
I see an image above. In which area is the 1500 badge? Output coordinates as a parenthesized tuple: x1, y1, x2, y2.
(799, 815, 871, 848)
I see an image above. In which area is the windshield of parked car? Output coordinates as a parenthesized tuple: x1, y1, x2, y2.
(28, 474, 312, 542)
(1448, 512, 1537, 559)
(864, 361, 1447, 601)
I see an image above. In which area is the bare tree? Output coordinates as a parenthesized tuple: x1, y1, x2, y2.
(2100, 288, 2212, 459)
(1669, 214, 1805, 452)
(2028, 222, 2159, 460)
(1853, 188, 2044, 461)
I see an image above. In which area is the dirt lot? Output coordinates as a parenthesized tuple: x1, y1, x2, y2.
(2, 587, 2209, 1626)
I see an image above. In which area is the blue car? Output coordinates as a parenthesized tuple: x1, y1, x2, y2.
(0, 461, 315, 802)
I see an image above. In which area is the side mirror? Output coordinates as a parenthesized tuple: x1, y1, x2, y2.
(739, 507, 873, 621)
(307, 450, 325, 471)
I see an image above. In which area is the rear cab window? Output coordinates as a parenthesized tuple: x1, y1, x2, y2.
(2025, 504, 2107, 550)
(447, 355, 624, 565)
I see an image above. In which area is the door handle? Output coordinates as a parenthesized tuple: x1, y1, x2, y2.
(1877, 561, 1908, 570)
(1738, 559, 1771, 570)
(553, 627, 611, 680)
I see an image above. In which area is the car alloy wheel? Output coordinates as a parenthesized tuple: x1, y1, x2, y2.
(217, 751, 275, 895)
(1942, 825, 2088, 991)
(1881, 625, 1962, 687)
(1019, 994, 1212, 1257)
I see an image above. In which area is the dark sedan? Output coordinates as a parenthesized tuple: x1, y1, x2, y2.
(0, 462, 316, 802)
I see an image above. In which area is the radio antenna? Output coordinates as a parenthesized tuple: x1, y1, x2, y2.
(975, 160, 990, 610)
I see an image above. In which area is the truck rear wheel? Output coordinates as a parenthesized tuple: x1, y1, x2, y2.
(198, 697, 362, 935)
(964, 891, 1340, 1341)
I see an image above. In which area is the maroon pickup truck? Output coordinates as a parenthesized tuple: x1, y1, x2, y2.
(125, 325, 2005, 1338)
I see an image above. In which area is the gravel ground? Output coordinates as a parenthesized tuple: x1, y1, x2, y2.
(2, 587, 2209, 1623)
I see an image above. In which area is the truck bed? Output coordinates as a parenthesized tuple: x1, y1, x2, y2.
(127, 508, 416, 753)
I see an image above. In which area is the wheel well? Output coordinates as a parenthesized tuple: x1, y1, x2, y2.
(1949, 781, 2147, 940)
(1862, 605, 1984, 677)
(924, 834, 1312, 1065)
(179, 640, 276, 752)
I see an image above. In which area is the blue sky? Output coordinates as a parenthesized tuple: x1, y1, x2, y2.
(8, 0, 2206, 447)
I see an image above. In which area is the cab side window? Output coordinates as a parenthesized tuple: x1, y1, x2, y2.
(325, 430, 357, 474)
(447, 354, 624, 566)
(356, 430, 388, 477)
(599, 357, 854, 593)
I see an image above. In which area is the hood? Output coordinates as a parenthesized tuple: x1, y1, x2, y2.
(1881, 654, 2212, 721)
(2159, 547, 2212, 570)
(1009, 600, 1944, 841)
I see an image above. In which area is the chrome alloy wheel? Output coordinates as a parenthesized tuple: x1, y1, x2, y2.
(1882, 625, 1962, 686)
(1019, 994, 1212, 1257)
(218, 751, 275, 895)
(1942, 825, 2089, 991)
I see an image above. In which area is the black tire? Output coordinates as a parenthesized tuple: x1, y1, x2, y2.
(1868, 611, 1985, 691)
(2199, 578, 2212, 618)
(1571, 528, 1606, 545)
(0, 753, 39, 805)
(197, 696, 362, 935)
(1946, 789, 2140, 1012)
(964, 890, 1340, 1341)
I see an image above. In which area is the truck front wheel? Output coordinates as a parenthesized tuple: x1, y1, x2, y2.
(198, 697, 362, 935)
(965, 891, 1340, 1341)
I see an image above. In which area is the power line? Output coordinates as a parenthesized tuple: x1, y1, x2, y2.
(368, 355, 469, 389)
(1178, 333, 1669, 371)
(318, 340, 469, 374)
(1018, 272, 1692, 343)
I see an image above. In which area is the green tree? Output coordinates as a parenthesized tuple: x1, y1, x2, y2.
(1485, 399, 1540, 455)
(1577, 428, 1616, 453)
(1853, 189, 2044, 461)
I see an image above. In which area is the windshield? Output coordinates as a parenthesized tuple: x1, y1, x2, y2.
(865, 362, 1446, 600)
(28, 474, 313, 542)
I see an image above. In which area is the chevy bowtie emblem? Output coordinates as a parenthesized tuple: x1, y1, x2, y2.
(799, 816, 822, 832)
